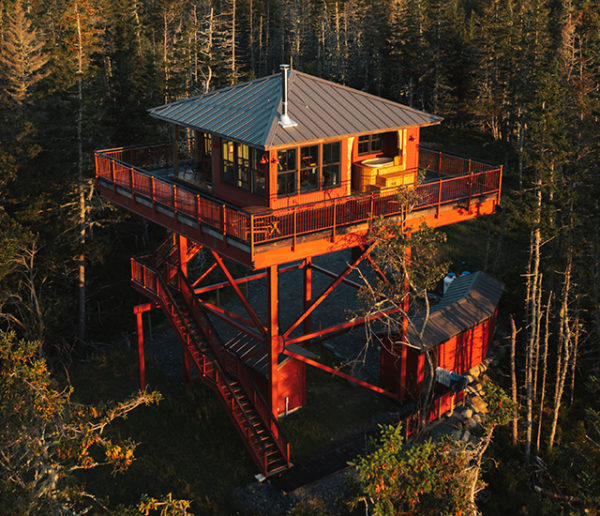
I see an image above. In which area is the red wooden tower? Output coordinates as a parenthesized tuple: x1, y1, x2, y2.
(95, 66, 503, 477)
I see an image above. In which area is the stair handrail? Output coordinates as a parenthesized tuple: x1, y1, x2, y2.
(168, 262, 290, 466)
(132, 258, 278, 470)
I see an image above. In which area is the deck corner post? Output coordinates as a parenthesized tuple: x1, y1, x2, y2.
(151, 175, 156, 209)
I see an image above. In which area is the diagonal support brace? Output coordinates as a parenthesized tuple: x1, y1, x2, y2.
(283, 241, 378, 339)
(210, 250, 267, 336)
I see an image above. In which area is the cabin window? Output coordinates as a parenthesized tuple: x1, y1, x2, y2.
(251, 150, 265, 195)
(277, 148, 297, 196)
(322, 142, 341, 188)
(300, 145, 319, 193)
(222, 140, 235, 185)
(221, 140, 265, 195)
(237, 144, 251, 189)
(201, 133, 212, 158)
(358, 133, 383, 155)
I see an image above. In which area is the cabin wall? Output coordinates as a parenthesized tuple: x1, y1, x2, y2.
(387, 310, 499, 400)
(405, 127, 420, 170)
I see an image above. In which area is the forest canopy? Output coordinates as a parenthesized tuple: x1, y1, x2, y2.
(0, 0, 599, 513)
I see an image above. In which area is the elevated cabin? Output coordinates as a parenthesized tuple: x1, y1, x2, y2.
(380, 271, 505, 399)
(96, 67, 504, 478)
(147, 67, 434, 209)
(95, 67, 503, 270)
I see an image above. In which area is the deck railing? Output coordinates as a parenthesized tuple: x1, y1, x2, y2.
(96, 144, 502, 250)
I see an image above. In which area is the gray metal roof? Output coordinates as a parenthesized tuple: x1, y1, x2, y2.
(148, 70, 442, 149)
(408, 271, 504, 350)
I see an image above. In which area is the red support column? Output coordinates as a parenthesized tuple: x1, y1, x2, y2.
(135, 309, 146, 391)
(267, 265, 280, 417)
(303, 258, 312, 335)
(178, 234, 188, 276)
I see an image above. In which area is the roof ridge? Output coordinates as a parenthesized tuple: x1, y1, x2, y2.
(263, 71, 286, 147)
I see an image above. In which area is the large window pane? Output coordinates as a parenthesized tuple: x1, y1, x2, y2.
(277, 148, 297, 196)
(323, 142, 340, 188)
(222, 140, 235, 185)
(237, 144, 250, 189)
(251, 148, 265, 195)
(300, 145, 319, 193)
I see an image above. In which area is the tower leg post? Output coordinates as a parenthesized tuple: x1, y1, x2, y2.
(135, 309, 146, 391)
(303, 258, 312, 335)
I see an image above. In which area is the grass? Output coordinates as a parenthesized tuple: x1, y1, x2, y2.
(67, 342, 401, 514)
(68, 349, 254, 514)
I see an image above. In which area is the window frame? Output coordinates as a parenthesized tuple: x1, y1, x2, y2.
(276, 140, 343, 198)
(221, 140, 266, 196)
(357, 133, 384, 156)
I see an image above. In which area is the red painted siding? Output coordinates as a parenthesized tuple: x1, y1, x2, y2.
(382, 310, 499, 401)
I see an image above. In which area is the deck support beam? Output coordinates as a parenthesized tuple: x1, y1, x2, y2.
(267, 265, 280, 417)
(303, 258, 312, 335)
(282, 347, 398, 399)
(211, 250, 267, 335)
(283, 242, 377, 339)
(133, 303, 155, 391)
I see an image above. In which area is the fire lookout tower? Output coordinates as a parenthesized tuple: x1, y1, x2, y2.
(95, 66, 503, 478)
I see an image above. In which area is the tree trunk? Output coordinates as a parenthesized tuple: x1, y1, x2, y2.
(76, 5, 86, 345)
(231, 0, 236, 84)
(536, 290, 552, 452)
(569, 315, 579, 405)
(525, 180, 542, 462)
(510, 315, 518, 446)
(548, 252, 572, 451)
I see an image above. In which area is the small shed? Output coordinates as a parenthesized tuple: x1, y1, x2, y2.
(380, 271, 504, 399)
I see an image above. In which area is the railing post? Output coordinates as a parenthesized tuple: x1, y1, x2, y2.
(293, 207, 297, 250)
(467, 171, 473, 212)
(438, 151, 442, 177)
(436, 179, 442, 218)
(369, 193, 374, 229)
(497, 165, 503, 204)
(221, 204, 227, 239)
(172, 184, 178, 216)
(151, 176, 156, 210)
(331, 200, 336, 241)
(250, 214, 255, 258)
(110, 159, 116, 192)
(129, 167, 134, 192)
(468, 158, 472, 173)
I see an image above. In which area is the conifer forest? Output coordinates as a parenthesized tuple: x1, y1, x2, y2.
(1, 0, 599, 514)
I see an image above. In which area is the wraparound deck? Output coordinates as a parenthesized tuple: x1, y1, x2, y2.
(95, 143, 502, 269)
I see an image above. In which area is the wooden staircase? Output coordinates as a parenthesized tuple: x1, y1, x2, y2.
(130, 241, 290, 477)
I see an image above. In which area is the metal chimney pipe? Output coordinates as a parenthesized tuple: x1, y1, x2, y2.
(280, 64, 289, 117)
(279, 64, 297, 128)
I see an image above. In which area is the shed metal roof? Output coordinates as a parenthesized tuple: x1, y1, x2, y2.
(148, 70, 442, 149)
(408, 271, 504, 351)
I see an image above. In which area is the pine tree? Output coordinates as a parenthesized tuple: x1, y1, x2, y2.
(0, 0, 48, 107)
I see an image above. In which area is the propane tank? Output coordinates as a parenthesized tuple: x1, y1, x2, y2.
(443, 272, 456, 294)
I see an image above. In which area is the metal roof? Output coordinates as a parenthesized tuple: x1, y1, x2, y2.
(408, 271, 504, 350)
(148, 70, 442, 150)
